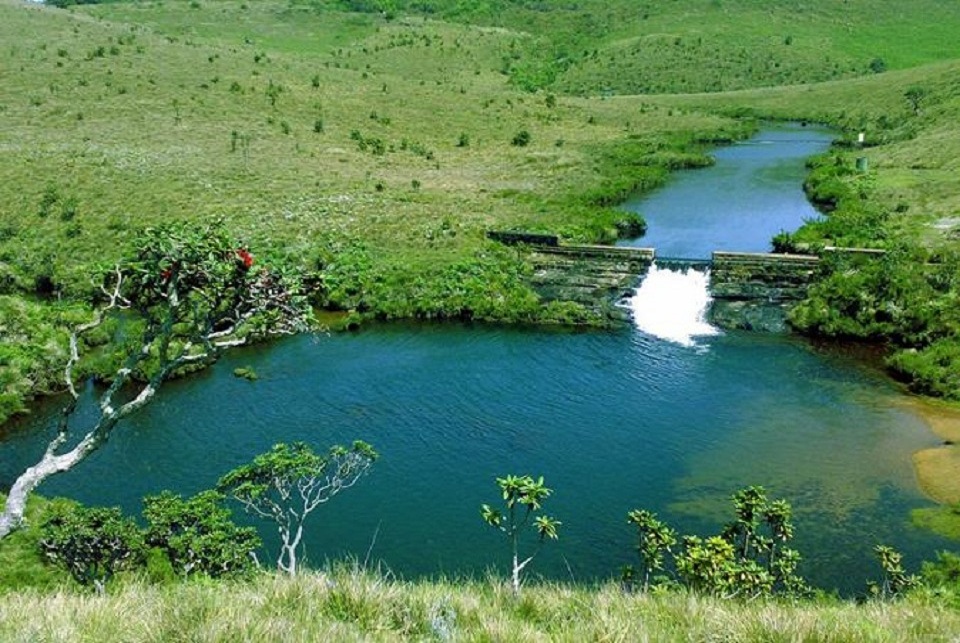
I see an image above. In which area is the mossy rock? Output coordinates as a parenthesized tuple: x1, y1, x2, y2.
(233, 366, 258, 381)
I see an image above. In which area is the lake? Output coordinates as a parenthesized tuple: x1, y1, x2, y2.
(1, 124, 949, 593)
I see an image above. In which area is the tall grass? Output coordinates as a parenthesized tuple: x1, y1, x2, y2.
(1, 568, 959, 642)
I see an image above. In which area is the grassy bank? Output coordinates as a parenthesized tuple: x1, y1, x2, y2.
(2, 569, 960, 642)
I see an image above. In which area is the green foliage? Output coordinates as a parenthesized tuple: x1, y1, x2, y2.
(218, 441, 377, 574)
(625, 509, 676, 592)
(312, 241, 549, 324)
(233, 366, 259, 380)
(790, 246, 960, 398)
(921, 550, 960, 603)
(38, 504, 144, 592)
(481, 474, 560, 593)
(904, 86, 928, 114)
(143, 490, 261, 578)
(627, 487, 806, 599)
(869, 545, 919, 600)
(888, 339, 960, 399)
(125, 220, 307, 335)
(802, 152, 858, 212)
(771, 230, 801, 254)
(581, 134, 718, 208)
(0, 495, 73, 592)
(0, 296, 89, 425)
(511, 129, 531, 147)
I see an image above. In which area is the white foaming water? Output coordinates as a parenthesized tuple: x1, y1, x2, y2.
(627, 264, 720, 347)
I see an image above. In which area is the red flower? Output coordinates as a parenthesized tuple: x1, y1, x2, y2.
(236, 248, 254, 269)
(161, 268, 172, 282)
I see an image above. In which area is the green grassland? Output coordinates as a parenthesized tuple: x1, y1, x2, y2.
(0, 0, 744, 293)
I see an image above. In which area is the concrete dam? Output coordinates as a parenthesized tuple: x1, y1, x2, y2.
(488, 232, 833, 331)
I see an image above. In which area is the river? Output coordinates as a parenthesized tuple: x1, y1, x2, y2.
(1, 124, 950, 593)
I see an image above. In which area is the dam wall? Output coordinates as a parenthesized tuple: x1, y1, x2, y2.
(708, 251, 821, 332)
(487, 231, 882, 329)
(528, 245, 654, 311)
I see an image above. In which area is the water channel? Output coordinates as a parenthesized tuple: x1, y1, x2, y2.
(1, 124, 951, 593)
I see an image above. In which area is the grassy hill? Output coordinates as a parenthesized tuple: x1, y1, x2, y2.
(3, 0, 959, 298)
(0, 0, 743, 293)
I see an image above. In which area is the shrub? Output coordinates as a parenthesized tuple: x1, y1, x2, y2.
(143, 490, 261, 578)
(511, 130, 531, 147)
(887, 339, 960, 399)
(625, 487, 806, 598)
(39, 504, 144, 592)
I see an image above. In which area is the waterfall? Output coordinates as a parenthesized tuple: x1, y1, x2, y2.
(626, 263, 720, 347)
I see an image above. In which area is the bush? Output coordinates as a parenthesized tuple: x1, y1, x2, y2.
(887, 339, 960, 399)
(624, 487, 807, 598)
(39, 504, 144, 592)
(511, 130, 531, 147)
(0, 495, 73, 591)
(143, 490, 261, 578)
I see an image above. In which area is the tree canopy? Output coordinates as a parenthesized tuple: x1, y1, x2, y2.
(0, 220, 314, 539)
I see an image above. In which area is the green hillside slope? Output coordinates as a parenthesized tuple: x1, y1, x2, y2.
(2, 0, 960, 635)
(75, 0, 960, 95)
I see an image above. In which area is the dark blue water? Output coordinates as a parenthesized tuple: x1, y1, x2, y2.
(1, 125, 950, 594)
(621, 123, 832, 258)
(1, 324, 948, 592)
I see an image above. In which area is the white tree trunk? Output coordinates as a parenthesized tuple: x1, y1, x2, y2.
(0, 432, 96, 537)
(0, 381, 157, 538)
(278, 523, 305, 575)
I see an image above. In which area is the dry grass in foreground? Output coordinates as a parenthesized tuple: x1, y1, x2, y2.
(1, 569, 959, 642)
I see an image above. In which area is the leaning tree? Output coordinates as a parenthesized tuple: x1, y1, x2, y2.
(0, 220, 313, 538)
